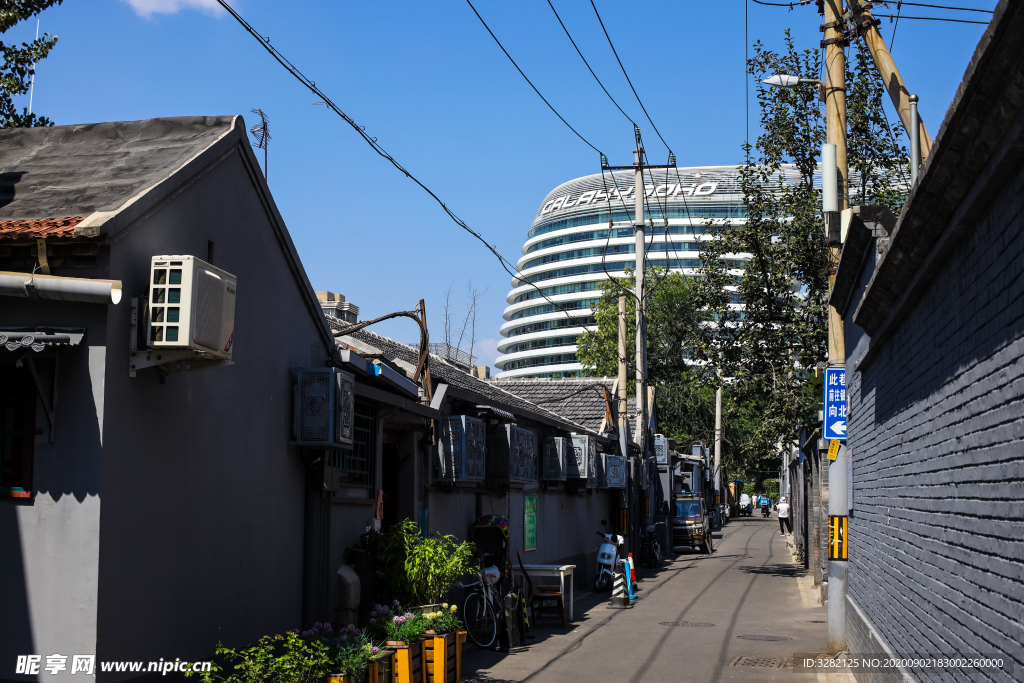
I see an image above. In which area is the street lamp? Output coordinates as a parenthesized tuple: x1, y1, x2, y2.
(763, 74, 825, 102)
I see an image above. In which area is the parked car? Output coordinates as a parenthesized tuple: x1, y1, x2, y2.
(671, 496, 713, 554)
(738, 493, 753, 516)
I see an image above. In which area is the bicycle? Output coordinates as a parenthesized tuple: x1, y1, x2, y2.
(638, 523, 663, 568)
(459, 554, 500, 649)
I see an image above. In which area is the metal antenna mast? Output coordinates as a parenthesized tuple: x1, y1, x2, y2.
(249, 108, 271, 181)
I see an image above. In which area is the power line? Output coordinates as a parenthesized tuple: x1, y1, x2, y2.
(464, 0, 603, 155)
(890, 1, 903, 51)
(872, 13, 989, 24)
(589, 0, 672, 154)
(213, 0, 586, 329)
(750, 0, 813, 6)
(874, 1, 992, 13)
(752, 0, 992, 14)
(546, 0, 636, 127)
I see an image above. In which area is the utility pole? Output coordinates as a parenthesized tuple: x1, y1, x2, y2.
(714, 375, 722, 525)
(822, 0, 848, 655)
(850, 2, 933, 162)
(601, 127, 677, 538)
(633, 129, 648, 516)
(617, 294, 629, 490)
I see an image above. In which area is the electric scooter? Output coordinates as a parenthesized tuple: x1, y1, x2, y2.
(594, 519, 625, 591)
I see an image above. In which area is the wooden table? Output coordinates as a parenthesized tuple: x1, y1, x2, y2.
(511, 563, 576, 620)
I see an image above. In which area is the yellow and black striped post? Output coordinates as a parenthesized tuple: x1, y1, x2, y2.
(828, 515, 848, 561)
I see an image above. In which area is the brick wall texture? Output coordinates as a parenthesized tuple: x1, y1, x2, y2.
(847, 162, 1024, 682)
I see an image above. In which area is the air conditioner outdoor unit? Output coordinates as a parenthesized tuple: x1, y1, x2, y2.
(570, 434, 598, 488)
(486, 425, 537, 484)
(148, 256, 236, 358)
(438, 415, 486, 483)
(654, 434, 670, 464)
(542, 437, 570, 481)
(292, 367, 356, 448)
(601, 454, 626, 489)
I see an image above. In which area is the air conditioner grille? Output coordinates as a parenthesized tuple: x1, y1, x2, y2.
(193, 268, 224, 349)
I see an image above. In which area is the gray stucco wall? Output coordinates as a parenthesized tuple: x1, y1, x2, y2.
(844, 162, 1024, 681)
(428, 422, 613, 591)
(1, 302, 108, 680)
(88, 143, 329, 675)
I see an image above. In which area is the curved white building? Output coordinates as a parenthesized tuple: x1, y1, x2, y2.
(495, 165, 754, 378)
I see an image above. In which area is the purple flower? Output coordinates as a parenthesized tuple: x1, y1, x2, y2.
(371, 647, 380, 655)
(393, 600, 401, 607)
(404, 612, 413, 620)
(370, 618, 377, 624)
(315, 622, 323, 629)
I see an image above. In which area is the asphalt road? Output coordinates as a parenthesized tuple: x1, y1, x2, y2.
(462, 515, 833, 683)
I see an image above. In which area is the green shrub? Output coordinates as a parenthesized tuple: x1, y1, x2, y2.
(361, 519, 474, 607)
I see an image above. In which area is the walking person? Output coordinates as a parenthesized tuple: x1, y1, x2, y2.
(777, 497, 792, 536)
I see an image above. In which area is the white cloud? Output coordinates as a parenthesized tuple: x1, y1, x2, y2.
(475, 338, 502, 369)
(122, 0, 224, 17)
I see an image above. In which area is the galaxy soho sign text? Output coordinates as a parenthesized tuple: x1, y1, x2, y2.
(540, 182, 718, 215)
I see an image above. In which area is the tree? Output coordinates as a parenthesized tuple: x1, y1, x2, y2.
(2, 0, 63, 129)
(691, 31, 907, 463)
(439, 280, 487, 369)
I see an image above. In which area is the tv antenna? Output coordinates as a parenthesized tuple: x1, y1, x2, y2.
(249, 108, 270, 181)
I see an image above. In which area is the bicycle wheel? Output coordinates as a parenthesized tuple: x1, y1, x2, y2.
(464, 591, 498, 649)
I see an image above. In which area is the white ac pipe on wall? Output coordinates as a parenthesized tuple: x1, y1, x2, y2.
(0, 271, 122, 305)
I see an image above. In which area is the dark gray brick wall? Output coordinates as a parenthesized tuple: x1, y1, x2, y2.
(847, 161, 1024, 682)
(847, 597, 909, 683)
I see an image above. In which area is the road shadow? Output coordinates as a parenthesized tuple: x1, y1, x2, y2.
(462, 674, 520, 683)
(737, 563, 803, 578)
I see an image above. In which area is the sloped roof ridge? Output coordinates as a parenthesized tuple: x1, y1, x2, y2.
(349, 328, 594, 433)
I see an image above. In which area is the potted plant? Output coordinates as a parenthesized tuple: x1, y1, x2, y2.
(422, 605, 465, 683)
(365, 602, 427, 683)
(359, 520, 473, 613)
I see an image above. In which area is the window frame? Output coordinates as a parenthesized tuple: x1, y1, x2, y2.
(337, 402, 376, 491)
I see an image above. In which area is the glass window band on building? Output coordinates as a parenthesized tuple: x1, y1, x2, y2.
(498, 166, 759, 379)
(527, 205, 747, 239)
(338, 403, 375, 489)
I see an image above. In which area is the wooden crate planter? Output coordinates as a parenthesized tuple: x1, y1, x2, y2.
(455, 632, 466, 682)
(423, 632, 459, 683)
(325, 673, 364, 683)
(323, 649, 395, 683)
(386, 641, 423, 683)
(369, 651, 396, 683)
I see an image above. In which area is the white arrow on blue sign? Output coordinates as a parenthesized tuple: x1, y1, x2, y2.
(823, 366, 848, 441)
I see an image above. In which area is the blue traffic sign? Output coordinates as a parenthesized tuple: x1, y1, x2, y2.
(823, 366, 847, 441)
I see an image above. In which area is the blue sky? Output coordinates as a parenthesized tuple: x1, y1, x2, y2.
(10, 0, 994, 367)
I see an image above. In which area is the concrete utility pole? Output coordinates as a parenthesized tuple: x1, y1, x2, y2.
(601, 127, 678, 537)
(714, 377, 722, 512)
(850, 2, 933, 162)
(822, 0, 848, 655)
(618, 295, 629, 470)
(633, 130, 648, 468)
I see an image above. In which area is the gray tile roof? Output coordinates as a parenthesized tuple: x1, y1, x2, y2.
(488, 377, 636, 436)
(0, 116, 239, 221)
(342, 329, 597, 436)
